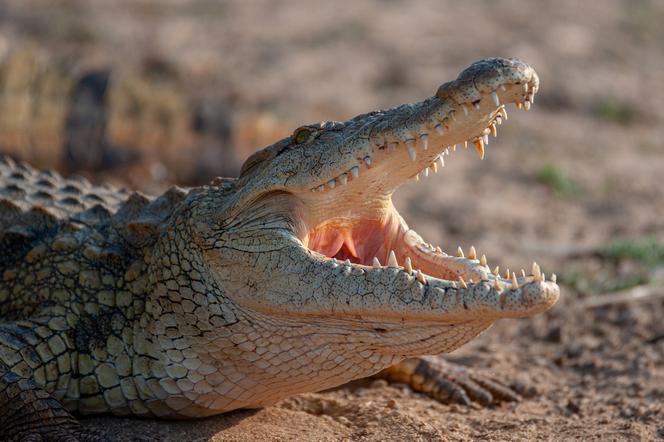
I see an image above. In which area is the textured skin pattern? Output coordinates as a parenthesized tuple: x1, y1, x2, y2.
(0, 58, 559, 440)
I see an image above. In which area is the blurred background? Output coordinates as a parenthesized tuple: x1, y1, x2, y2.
(1, 0, 663, 440)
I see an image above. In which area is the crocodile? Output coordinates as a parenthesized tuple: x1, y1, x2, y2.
(0, 57, 559, 441)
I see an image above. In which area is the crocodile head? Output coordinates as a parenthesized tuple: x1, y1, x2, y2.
(161, 58, 559, 412)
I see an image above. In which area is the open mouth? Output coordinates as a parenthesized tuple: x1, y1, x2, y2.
(300, 61, 553, 293)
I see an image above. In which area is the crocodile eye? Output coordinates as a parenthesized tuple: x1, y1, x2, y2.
(292, 126, 317, 144)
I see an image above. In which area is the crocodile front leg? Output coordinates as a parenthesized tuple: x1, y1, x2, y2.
(0, 320, 108, 441)
(377, 357, 520, 406)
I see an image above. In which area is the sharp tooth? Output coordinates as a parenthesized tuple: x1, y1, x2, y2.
(523, 83, 529, 93)
(415, 173, 420, 181)
(388, 250, 398, 267)
(516, 102, 523, 109)
(490, 123, 497, 137)
(435, 124, 444, 135)
(339, 173, 348, 185)
(404, 256, 413, 274)
(405, 140, 417, 161)
(495, 115, 502, 125)
(500, 85, 507, 92)
(552, 273, 557, 283)
(524, 100, 531, 111)
(438, 156, 445, 168)
(468, 246, 477, 260)
(327, 179, 336, 189)
(364, 156, 372, 167)
(350, 166, 359, 178)
(500, 108, 508, 120)
(511, 272, 519, 289)
(491, 91, 500, 106)
(372, 257, 381, 268)
(494, 279, 502, 290)
(473, 138, 485, 160)
(450, 111, 457, 121)
(424, 167, 430, 177)
(520, 269, 526, 278)
(431, 161, 438, 173)
(345, 259, 351, 266)
(532, 262, 541, 279)
(456, 246, 464, 258)
(474, 101, 480, 111)
(462, 104, 469, 117)
(420, 134, 429, 150)
(528, 92, 535, 104)
(463, 141, 468, 149)
(504, 268, 510, 279)
(445, 147, 450, 155)
(492, 265, 500, 276)
(416, 270, 426, 284)
(542, 273, 546, 282)
(435, 246, 443, 254)
(480, 254, 487, 267)
(458, 276, 467, 289)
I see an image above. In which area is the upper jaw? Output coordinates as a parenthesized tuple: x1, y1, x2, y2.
(306, 57, 538, 196)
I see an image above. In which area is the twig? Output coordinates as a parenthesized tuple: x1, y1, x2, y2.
(580, 284, 664, 309)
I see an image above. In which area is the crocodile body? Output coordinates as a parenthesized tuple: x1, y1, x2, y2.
(0, 58, 559, 441)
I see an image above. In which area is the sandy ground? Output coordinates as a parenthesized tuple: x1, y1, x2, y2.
(1, 0, 664, 440)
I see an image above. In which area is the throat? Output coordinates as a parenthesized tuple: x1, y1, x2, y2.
(304, 212, 404, 265)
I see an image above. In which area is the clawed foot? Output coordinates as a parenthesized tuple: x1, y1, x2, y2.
(377, 356, 521, 406)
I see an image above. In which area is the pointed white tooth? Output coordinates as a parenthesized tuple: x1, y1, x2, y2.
(424, 167, 430, 177)
(491, 91, 500, 106)
(468, 246, 477, 260)
(532, 262, 541, 279)
(372, 257, 381, 268)
(494, 279, 502, 291)
(463, 141, 468, 149)
(458, 276, 468, 289)
(492, 265, 500, 276)
(523, 83, 529, 93)
(456, 246, 464, 258)
(432, 161, 438, 173)
(490, 123, 497, 137)
(327, 179, 336, 189)
(474, 101, 481, 111)
(495, 115, 502, 125)
(415, 173, 420, 181)
(364, 156, 372, 167)
(420, 134, 429, 150)
(500, 85, 507, 91)
(416, 270, 426, 284)
(511, 272, 519, 289)
(445, 147, 450, 155)
(339, 173, 348, 185)
(524, 100, 531, 111)
(516, 102, 523, 109)
(462, 104, 469, 117)
(435, 246, 443, 253)
(434, 124, 444, 135)
(350, 166, 359, 178)
(500, 107, 508, 120)
(552, 273, 557, 283)
(387, 250, 398, 267)
(483, 134, 489, 146)
(528, 92, 535, 104)
(542, 273, 546, 282)
(504, 268, 511, 279)
(520, 269, 526, 278)
(404, 256, 413, 274)
(480, 254, 487, 267)
(405, 140, 417, 161)
(345, 259, 351, 266)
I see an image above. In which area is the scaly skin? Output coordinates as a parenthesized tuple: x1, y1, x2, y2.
(0, 58, 558, 441)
